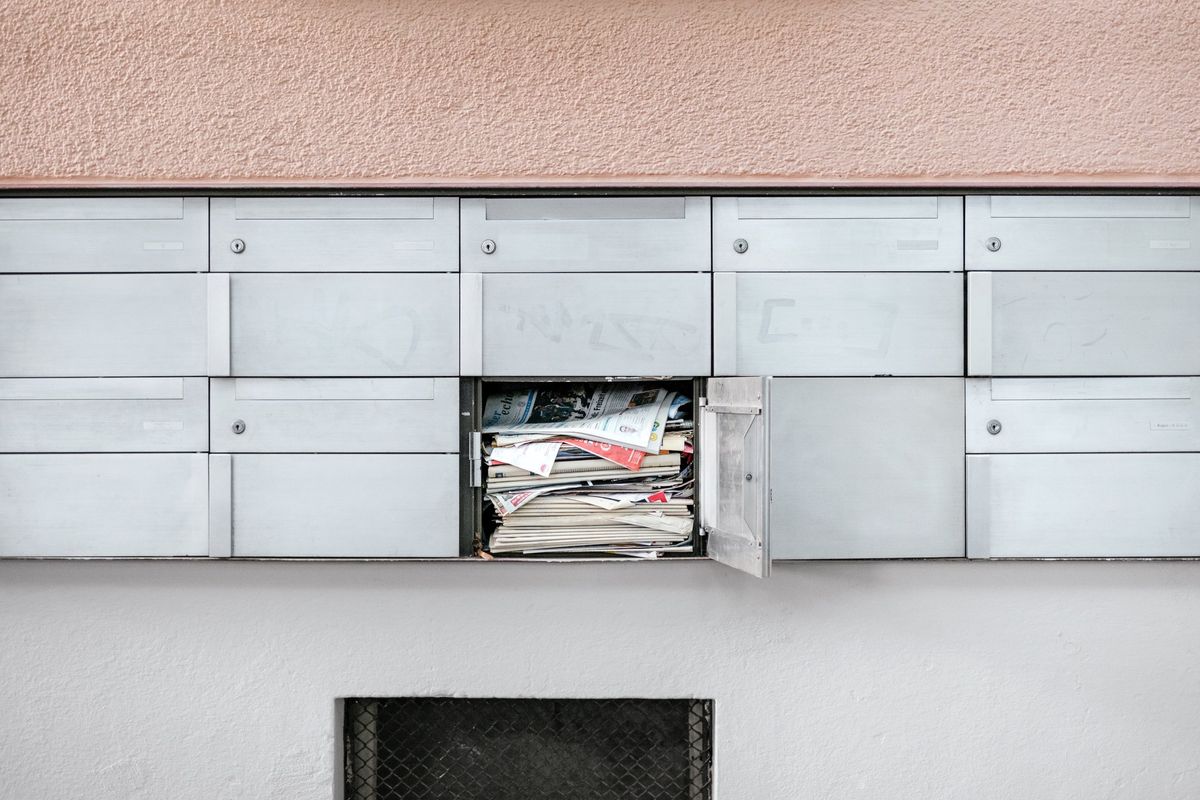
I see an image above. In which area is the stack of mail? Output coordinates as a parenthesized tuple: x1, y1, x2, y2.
(481, 384, 695, 558)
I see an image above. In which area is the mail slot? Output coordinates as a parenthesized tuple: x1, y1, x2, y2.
(210, 378, 458, 452)
(966, 195, 1200, 270)
(210, 196, 458, 272)
(0, 197, 208, 273)
(461, 197, 710, 272)
(769, 378, 965, 559)
(0, 377, 207, 452)
(0, 453, 208, 557)
(211, 454, 459, 557)
(0, 274, 207, 377)
(713, 272, 963, 376)
(967, 454, 1200, 557)
(209, 273, 458, 377)
(968, 271, 1200, 376)
(713, 196, 963, 271)
(967, 377, 1200, 453)
(460, 272, 711, 376)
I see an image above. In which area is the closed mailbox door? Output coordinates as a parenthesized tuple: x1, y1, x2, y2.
(0, 453, 208, 556)
(0, 274, 207, 377)
(968, 271, 1200, 376)
(968, 454, 1200, 557)
(210, 196, 458, 272)
(461, 272, 711, 376)
(769, 378, 965, 559)
(713, 196, 964, 272)
(461, 197, 710, 272)
(967, 376, 1200, 558)
(210, 378, 458, 453)
(0, 197, 208, 273)
(966, 195, 1200, 271)
(211, 454, 459, 557)
(713, 272, 963, 376)
(0, 378, 207, 452)
(211, 273, 459, 376)
(967, 377, 1200, 453)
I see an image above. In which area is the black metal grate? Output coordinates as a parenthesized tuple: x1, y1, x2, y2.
(344, 697, 713, 800)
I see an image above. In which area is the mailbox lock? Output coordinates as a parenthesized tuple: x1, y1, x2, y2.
(733, 238, 750, 254)
(232, 419, 246, 435)
(985, 237, 1002, 252)
(745, 472, 754, 481)
(230, 238, 246, 254)
(481, 239, 497, 255)
(987, 419, 1002, 435)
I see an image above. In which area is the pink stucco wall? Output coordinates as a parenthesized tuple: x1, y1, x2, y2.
(2, 0, 1199, 186)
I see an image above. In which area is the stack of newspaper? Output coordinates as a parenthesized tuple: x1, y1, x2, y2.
(481, 384, 695, 558)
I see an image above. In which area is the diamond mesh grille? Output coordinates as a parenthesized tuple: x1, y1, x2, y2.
(344, 697, 713, 800)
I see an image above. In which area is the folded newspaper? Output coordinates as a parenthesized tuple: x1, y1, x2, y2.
(482, 384, 695, 558)
(482, 384, 680, 454)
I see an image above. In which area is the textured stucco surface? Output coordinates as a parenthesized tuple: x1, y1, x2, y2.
(2, 560, 1199, 799)
(2, 0, 1200, 185)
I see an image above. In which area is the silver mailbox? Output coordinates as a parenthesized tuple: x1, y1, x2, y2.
(967, 454, 1200, 558)
(0, 453, 208, 557)
(768, 378, 965, 559)
(968, 271, 1200, 376)
(0, 378, 207, 452)
(461, 196, 710, 272)
(713, 272, 963, 376)
(209, 454, 459, 557)
(967, 376, 1200, 558)
(713, 195, 963, 271)
(0, 197, 208, 273)
(461, 272, 711, 376)
(210, 377, 458, 453)
(210, 196, 458, 272)
(0, 274, 207, 377)
(966, 195, 1200, 271)
(208, 273, 459, 377)
(967, 377, 1200, 453)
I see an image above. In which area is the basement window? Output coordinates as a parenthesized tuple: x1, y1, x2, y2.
(343, 697, 714, 800)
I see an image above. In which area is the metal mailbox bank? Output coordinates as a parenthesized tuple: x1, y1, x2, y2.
(1, 193, 1197, 569)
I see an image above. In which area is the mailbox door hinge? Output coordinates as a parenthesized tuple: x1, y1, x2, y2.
(468, 431, 484, 488)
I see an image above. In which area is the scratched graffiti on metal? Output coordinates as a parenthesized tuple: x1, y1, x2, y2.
(500, 302, 699, 360)
(756, 298, 898, 355)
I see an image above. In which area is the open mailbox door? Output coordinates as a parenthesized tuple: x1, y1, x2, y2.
(700, 377, 772, 577)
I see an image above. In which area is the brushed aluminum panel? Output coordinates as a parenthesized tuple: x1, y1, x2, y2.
(210, 377, 458, 453)
(0, 453, 208, 557)
(967, 453, 1200, 557)
(770, 378, 965, 559)
(713, 196, 963, 271)
(229, 454, 459, 557)
(966, 195, 1200, 270)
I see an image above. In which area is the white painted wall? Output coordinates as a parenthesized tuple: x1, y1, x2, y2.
(2, 560, 1198, 799)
